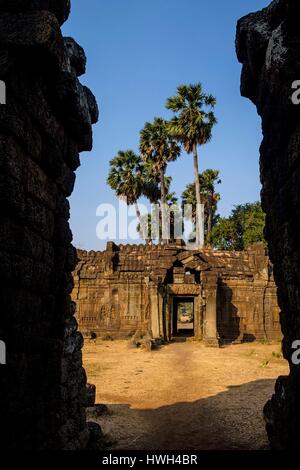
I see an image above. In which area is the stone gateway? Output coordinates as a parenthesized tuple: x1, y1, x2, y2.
(73, 241, 281, 345)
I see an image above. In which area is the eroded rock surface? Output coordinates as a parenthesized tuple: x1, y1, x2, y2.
(236, 0, 300, 449)
(0, 0, 98, 449)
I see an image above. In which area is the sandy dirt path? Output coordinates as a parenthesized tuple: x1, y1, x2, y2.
(83, 340, 288, 450)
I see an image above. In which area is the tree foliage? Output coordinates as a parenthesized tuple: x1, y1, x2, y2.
(140, 117, 181, 174)
(137, 177, 180, 242)
(210, 202, 266, 251)
(181, 169, 221, 244)
(166, 83, 217, 152)
(166, 83, 217, 247)
(107, 150, 160, 205)
(107, 150, 144, 205)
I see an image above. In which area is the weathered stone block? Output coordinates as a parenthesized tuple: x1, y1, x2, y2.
(0, 1, 71, 26)
(236, 0, 300, 449)
(85, 383, 96, 407)
(0, 0, 98, 450)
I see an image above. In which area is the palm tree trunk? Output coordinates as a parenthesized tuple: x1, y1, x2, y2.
(207, 212, 212, 241)
(135, 202, 144, 240)
(160, 167, 168, 244)
(135, 202, 141, 222)
(193, 142, 204, 248)
(207, 193, 213, 244)
(135, 202, 151, 244)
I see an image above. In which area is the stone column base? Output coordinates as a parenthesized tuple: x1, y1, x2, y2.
(203, 337, 220, 347)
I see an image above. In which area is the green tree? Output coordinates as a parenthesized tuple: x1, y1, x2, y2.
(210, 202, 266, 251)
(107, 150, 159, 243)
(181, 169, 221, 244)
(141, 162, 161, 204)
(140, 118, 181, 243)
(209, 217, 236, 251)
(107, 150, 144, 223)
(166, 83, 217, 248)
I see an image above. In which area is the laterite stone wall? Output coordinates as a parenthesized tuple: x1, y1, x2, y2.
(0, 0, 99, 449)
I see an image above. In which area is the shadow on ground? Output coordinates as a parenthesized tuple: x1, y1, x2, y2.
(89, 379, 274, 450)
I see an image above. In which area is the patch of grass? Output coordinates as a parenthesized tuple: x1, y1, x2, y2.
(260, 358, 271, 368)
(259, 338, 271, 345)
(260, 351, 282, 367)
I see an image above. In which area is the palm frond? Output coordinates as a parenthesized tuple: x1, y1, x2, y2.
(166, 83, 217, 152)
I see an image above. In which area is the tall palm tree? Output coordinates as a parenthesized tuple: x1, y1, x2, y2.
(107, 150, 144, 225)
(182, 169, 221, 244)
(166, 83, 217, 248)
(142, 162, 161, 204)
(140, 118, 181, 243)
(137, 176, 180, 244)
(201, 169, 221, 241)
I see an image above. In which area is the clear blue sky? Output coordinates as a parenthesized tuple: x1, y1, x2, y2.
(62, 0, 269, 250)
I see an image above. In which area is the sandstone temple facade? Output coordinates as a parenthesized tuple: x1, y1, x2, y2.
(73, 242, 281, 345)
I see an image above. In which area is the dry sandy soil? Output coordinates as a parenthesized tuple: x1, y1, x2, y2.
(83, 339, 288, 450)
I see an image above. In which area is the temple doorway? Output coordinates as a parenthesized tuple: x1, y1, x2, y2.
(173, 297, 194, 337)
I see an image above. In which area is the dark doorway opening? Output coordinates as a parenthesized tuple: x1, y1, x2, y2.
(173, 297, 194, 337)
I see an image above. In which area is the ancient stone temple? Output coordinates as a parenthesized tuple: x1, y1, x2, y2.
(236, 0, 300, 449)
(73, 242, 281, 344)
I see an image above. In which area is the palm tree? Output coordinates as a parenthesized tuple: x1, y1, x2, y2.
(140, 118, 181, 243)
(166, 83, 217, 248)
(182, 169, 221, 244)
(142, 162, 161, 204)
(137, 176, 180, 243)
(107, 150, 144, 225)
(201, 170, 221, 241)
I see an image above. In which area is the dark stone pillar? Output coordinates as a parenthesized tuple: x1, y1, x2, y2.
(236, 0, 300, 449)
(0, 1, 99, 449)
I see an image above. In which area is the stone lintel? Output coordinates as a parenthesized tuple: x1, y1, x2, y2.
(168, 284, 201, 296)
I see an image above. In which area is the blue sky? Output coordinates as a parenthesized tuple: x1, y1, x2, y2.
(62, 0, 270, 250)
